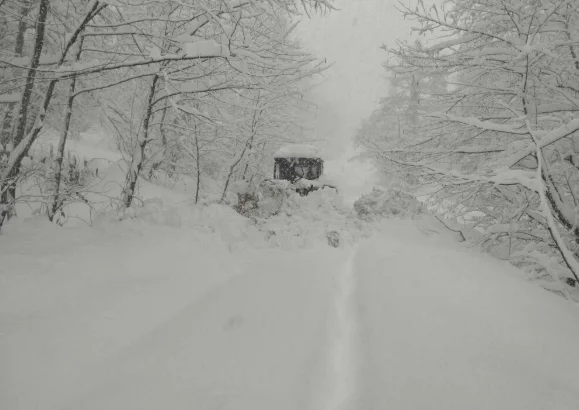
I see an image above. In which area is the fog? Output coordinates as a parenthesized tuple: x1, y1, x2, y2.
(296, 0, 414, 159)
(293, 1, 414, 199)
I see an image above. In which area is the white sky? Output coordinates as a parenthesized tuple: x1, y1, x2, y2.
(296, 0, 415, 158)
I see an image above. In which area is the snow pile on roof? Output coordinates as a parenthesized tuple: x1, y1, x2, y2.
(274, 144, 322, 159)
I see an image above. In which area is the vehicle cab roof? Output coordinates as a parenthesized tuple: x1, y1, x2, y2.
(273, 144, 322, 160)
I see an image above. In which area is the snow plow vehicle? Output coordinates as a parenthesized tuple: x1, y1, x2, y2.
(271, 144, 337, 196)
(231, 144, 338, 217)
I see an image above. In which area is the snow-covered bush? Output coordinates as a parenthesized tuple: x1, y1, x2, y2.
(230, 180, 260, 217)
(4, 145, 101, 226)
(257, 179, 295, 217)
(230, 179, 295, 218)
(354, 187, 424, 221)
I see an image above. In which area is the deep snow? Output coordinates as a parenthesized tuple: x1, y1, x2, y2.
(2, 131, 579, 409)
(355, 222, 579, 410)
(2, 211, 579, 409)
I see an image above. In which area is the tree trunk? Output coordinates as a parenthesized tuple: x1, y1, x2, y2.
(221, 129, 256, 202)
(0, 0, 49, 227)
(248, 141, 267, 184)
(0, 0, 32, 146)
(146, 107, 169, 180)
(121, 75, 159, 209)
(565, 8, 579, 72)
(221, 93, 262, 201)
(11, 0, 49, 155)
(241, 140, 253, 181)
(49, 38, 85, 222)
(194, 120, 202, 204)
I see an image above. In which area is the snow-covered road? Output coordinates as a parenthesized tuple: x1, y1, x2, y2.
(309, 248, 359, 410)
(57, 249, 339, 410)
(354, 227, 579, 410)
(1, 220, 345, 410)
(2, 219, 579, 409)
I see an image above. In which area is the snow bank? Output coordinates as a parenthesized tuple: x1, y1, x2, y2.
(15, 133, 221, 227)
(91, 184, 358, 252)
(0, 217, 244, 410)
(416, 191, 579, 298)
(108, 198, 266, 251)
(274, 144, 321, 159)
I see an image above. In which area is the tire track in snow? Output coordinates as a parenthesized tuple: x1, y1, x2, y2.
(310, 248, 359, 410)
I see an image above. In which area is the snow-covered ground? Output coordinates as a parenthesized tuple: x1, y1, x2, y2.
(355, 223, 579, 410)
(2, 203, 579, 409)
(2, 133, 579, 409)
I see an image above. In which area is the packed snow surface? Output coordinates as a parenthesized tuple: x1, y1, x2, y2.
(2, 208, 579, 410)
(274, 143, 322, 159)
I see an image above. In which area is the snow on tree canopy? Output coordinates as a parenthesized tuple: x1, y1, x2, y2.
(183, 40, 230, 58)
(274, 144, 321, 159)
